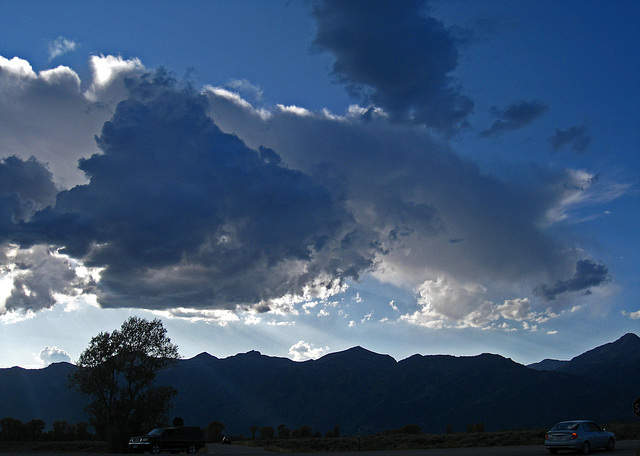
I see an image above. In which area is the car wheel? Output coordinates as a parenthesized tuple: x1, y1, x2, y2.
(150, 443, 161, 454)
(186, 443, 197, 454)
(606, 438, 615, 451)
(581, 441, 590, 454)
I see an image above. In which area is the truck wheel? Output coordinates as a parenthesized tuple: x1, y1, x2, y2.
(150, 443, 161, 454)
(186, 443, 197, 454)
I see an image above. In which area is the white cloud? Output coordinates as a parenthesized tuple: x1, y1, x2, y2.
(276, 104, 312, 117)
(39, 66, 81, 89)
(36, 346, 71, 366)
(84, 54, 145, 103)
(622, 310, 640, 320)
(346, 104, 388, 119)
(1, 245, 93, 316)
(203, 85, 266, 117)
(267, 320, 295, 326)
(288, 340, 329, 361)
(0, 55, 108, 188)
(361, 311, 373, 323)
(401, 275, 553, 330)
(0, 55, 37, 80)
(544, 169, 631, 226)
(244, 314, 262, 325)
(495, 298, 532, 321)
(47, 36, 78, 60)
(151, 307, 241, 326)
(303, 301, 319, 314)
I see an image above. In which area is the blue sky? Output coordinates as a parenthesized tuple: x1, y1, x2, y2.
(0, 0, 638, 369)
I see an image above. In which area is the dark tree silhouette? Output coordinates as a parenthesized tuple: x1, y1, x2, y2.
(277, 423, 291, 439)
(259, 426, 275, 440)
(204, 421, 225, 442)
(172, 417, 184, 427)
(69, 316, 179, 452)
(0, 418, 25, 441)
(25, 419, 45, 441)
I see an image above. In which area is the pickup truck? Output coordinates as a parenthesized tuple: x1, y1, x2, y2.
(129, 426, 205, 454)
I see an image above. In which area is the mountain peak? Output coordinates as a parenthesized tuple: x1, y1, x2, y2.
(617, 332, 640, 345)
(192, 352, 217, 361)
(571, 332, 640, 361)
(315, 346, 397, 369)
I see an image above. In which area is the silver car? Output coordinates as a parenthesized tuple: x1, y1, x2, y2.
(545, 420, 615, 454)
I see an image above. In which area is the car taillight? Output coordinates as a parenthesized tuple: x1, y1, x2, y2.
(545, 434, 549, 440)
(571, 433, 578, 439)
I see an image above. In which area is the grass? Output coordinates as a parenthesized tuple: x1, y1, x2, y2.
(0, 440, 108, 453)
(258, 422, 640, 453)
(261, 428, 547, 453)
(1, 422, 638, 453)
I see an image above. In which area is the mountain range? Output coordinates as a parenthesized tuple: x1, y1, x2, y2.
(1, 333, 638, 436)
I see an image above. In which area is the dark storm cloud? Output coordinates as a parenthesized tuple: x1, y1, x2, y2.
(312, 0, 473, 135)
(0, 156, 58, 233)
(534, 259, 610, 301)
(548, 124, 592, 154)
(480, 100, 549, 137)
(7, 71, 377, 311)
(0, 156, 58, 208)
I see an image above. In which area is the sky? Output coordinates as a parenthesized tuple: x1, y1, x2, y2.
(0, 0, 638, 369)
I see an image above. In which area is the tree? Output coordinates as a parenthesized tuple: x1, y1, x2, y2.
(172, 417, 184, 427)
(25, 419, 45, 441)
(297, 424, 312, 438)
(325, 424, 340, 438)
(259, 426, 275, 440)
(68, 422, 93, 441)
(0, 418, 24, 441)
(277, 424, 291, 439)
(204, 421, 225, 442)
(51, 421, 69, 441)
(69, 316, 179, 452)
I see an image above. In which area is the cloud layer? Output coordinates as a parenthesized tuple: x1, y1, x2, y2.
(0, 54, 615, 330)
(0, 2, 621, 329)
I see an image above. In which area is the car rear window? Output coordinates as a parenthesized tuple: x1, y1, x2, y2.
(555, 422, 580, 431)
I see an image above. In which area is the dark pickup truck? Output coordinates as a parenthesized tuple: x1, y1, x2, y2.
(129, 426, 205, 454)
